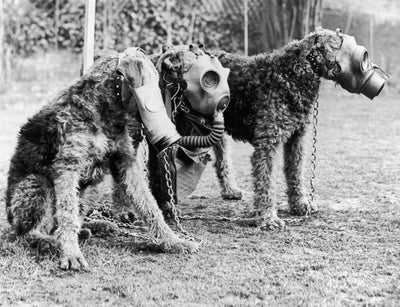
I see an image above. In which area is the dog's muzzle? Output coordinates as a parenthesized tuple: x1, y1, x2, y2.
(331, 30, 389, 100)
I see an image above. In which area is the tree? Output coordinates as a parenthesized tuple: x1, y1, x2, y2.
(249, 0, 323, 53)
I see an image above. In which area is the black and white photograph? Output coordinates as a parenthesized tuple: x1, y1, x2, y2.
(0, 0, 399, 305)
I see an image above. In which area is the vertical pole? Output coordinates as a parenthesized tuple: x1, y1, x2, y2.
(369, 17, 374, 60)
(166, 0, 172, 45)
(244, 0, 248, 55)
(55, 0, 60, 51)
(304, 0, 311, 35)
(102, 0, 107, 49)
(188, 10, 196, 44)
(83, 0, 96, 74)
(0, 0, 4, 91)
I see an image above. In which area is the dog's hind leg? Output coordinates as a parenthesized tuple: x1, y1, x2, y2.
(284, 129, 318, 215)
(6, 174, 56, 236)
(213, 134, 242, 200)
(110, 138, 199, 253)
(6, 174, 58, 253)
(251, 144, 285, 230)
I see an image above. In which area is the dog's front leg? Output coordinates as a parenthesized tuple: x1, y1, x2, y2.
(213, 133, 243, 200)
(111, 140, 199, 253)
(53, 167, 89, 270)
(284, 129, 318, 215)
(251, 143, 285, 230)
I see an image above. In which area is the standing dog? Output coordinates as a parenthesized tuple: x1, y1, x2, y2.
(5, 48, 197, 271)
(210, 27, 387, 229)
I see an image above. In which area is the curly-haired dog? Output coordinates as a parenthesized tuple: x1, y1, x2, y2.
(210, 27, 386, 229)
(5, 48, 198, 270)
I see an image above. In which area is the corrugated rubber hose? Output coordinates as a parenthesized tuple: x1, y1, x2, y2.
(176, 111, 225, 148)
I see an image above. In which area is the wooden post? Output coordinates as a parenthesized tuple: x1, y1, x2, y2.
(83, 0, 96, 74)
(166, 0, 172, 45)
(244, 0, 248, 55)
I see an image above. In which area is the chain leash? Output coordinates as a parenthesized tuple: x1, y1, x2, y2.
(160, 148, 199, 243)
(85, 210, 160, 244)
(139, 131, 150, 182)
(309, 96, 319, 203)
(179, 213, 308, 226)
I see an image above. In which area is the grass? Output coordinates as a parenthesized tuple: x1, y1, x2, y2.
(1, 52, 400, 306)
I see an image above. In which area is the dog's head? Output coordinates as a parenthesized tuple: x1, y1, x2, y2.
(114, 47, 164, 113)
(155, 43, 231, 120)
(300, 27, 388, 99)
(85, 48, 156, 115)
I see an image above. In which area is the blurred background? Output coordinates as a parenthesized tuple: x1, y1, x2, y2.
(0, 0, 399, 107)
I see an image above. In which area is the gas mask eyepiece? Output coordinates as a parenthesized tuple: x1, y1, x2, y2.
(201, 70, 219, 89)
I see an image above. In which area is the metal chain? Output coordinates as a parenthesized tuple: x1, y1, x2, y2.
(309, 96, 319, 203)
(84, 211, 159, 245)
(86, 209, 147, 231)
(180, 214, 255, 226)
(161, 149, 199, 243)
(179, 213, 308, 226)
(140, 134, 149, 182)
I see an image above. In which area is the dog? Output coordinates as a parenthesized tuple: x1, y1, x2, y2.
(209, 27, 386, 229)
(5, 48, 198, 271)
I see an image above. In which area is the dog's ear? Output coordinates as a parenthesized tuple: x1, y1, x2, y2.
(162, 44, 173, 53)
(117, 48, 152, 88)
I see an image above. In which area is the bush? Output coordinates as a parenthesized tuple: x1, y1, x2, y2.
(4, 0, 245, 57)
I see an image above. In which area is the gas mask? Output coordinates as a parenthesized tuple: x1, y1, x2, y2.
(159, 44, 231, 120)
(181, 49, 231, 118)
(152, 44, 231, 203)
(117, 47, 226, 151)
(330, 29, 389, 99)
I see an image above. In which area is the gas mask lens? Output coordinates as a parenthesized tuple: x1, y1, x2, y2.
(201, 71, 220, 90)
(360, 50, 369, 71)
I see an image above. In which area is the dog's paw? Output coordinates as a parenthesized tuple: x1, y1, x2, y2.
(222, 188, 243, 200)
(78, 228, 92, 241)
(290, 197, 318, 216)
(59, 243, 89, 271)
(26, 236, 58, 255)
(160, 238, 199, 254)
(257, 215, 285, 231)
(82, 220, 118, 237)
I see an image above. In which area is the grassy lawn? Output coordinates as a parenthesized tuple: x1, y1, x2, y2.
(1, 67, 400, 306)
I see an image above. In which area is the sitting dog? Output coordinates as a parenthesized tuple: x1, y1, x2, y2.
(5, 48, 198, 271)
(210, 27, 387, 229)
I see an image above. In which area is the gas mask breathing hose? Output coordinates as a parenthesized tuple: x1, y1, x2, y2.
(176, 111, 225, 148)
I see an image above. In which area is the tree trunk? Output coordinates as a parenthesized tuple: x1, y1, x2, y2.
(251, 0, 323, 53)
